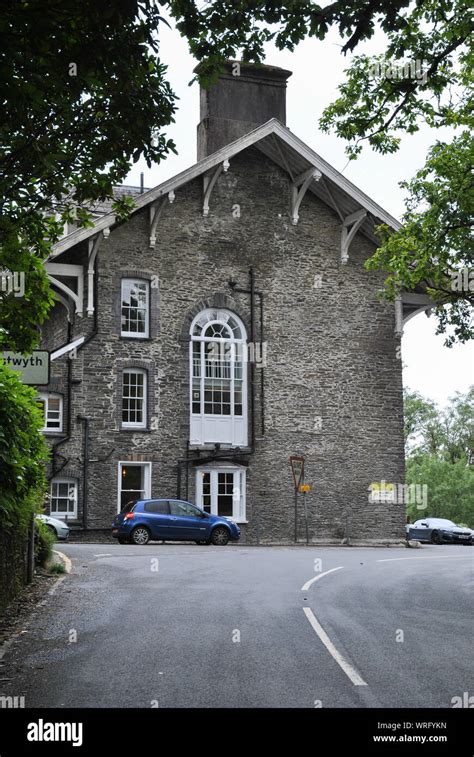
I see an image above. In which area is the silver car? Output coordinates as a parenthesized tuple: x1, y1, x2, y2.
(35, 514, 70, 541)
(407, 517, 472, 545)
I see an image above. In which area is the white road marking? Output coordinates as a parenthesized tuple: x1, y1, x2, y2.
(377, 554, 474, 563)
(53, 550, 72, 573)
(301, 566, 343, 591)
(303, 607, 367, 687)
(94, 553, 112, 557)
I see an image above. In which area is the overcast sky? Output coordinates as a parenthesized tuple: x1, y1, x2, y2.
(125, 16, 472, 408)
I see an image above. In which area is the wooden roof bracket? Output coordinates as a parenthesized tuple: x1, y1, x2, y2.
(341, 209, 367, 264)
(45, 262, 84, 316)
(290, 168, 322, 225)
(86, 229, 110, 316)
(203, 160, 230, 217)
(149, 191, 175, 248)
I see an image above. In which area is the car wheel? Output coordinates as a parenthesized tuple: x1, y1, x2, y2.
(118, 537, 128, 545)
(131, 526, 150, 545)
(211, 526, 230, 546)
(431, 531, 441, 544)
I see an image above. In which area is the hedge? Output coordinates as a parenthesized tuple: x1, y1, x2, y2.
(0, 362, 49, 611)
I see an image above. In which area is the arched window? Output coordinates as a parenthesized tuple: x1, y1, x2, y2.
(190, 309, 247, 446)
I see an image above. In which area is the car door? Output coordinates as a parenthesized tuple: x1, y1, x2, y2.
(142, 500, 171, 538)
(169, 500, 209, 541)
(408, 520, 432, 542)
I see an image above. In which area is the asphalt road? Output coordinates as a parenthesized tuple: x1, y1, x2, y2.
(0, 543, 472, 708)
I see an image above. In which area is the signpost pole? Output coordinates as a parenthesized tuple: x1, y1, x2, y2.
(290, 456, 304, 545)
(294, 489, 298, 544)
(303, 488, 309, 545)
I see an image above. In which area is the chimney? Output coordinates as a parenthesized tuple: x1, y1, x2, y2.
(196, 61, 292, 161)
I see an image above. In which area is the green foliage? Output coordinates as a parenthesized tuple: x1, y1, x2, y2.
(1, 1, 472, 348)
(406, 455, 474, 526)
(404, 386, 474, 524)
(0, 363, 49, 532)
(34, 519, 56, 568)
(1, 0, 177, 352)
(404, 387, 474, 461)
(49, 562, 67, 575)
(366, 133, 474, 344)
(168, 0, 473, 343)
(0, 224, 56, 353)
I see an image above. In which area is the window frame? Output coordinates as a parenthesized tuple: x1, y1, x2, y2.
(189, 309, 248, 446)
(50, 478, 77, 519)
(117, 461, 152, 514)
(121, 368, 147, 429)
(38, 392, 63, 433)
(195, 465, 247, 523)
(120, 278, 150, 339)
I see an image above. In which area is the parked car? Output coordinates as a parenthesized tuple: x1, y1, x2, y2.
(35, 514, 70, 541)
(406, 518, 472, 545)
(112, 499, 241, 546)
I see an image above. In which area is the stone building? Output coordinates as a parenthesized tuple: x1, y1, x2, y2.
(38, 62, 409, 544)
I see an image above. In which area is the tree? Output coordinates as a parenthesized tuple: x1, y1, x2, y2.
(404, 387, 474, 524)
(0, 362, 50, 610)
(406, 455, 473, 525)
(2, 1, 472, 351)
(0, 363, 49, 530)
(0, 0, 176, 352)
(403, 389, 444, 456)
(169, 0, 473, 343)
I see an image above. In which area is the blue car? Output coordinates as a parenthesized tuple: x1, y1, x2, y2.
(112, 499, 241, 546)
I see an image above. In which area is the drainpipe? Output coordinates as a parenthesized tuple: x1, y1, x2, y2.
(228, 270, 265, 443)
(250, 267, 255, 450)
(49, 320, 73, 480)
(186, 439, 190, 501)
(259, 288, 265, 437)
(77, 416, 91, 530)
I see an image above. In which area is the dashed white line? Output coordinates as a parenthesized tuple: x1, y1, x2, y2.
(301, 566, 343, 592)
(303, 607, 367, 686)
(94, 553, 112, 557)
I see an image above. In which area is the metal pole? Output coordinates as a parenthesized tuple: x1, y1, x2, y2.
(26, 514, 35, 584)
(294, 489, 298, 543)
(249, 268, 255, 450)
(304, 491, 309, 545)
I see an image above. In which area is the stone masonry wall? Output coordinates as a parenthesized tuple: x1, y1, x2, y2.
(39, 146, 405, 542)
